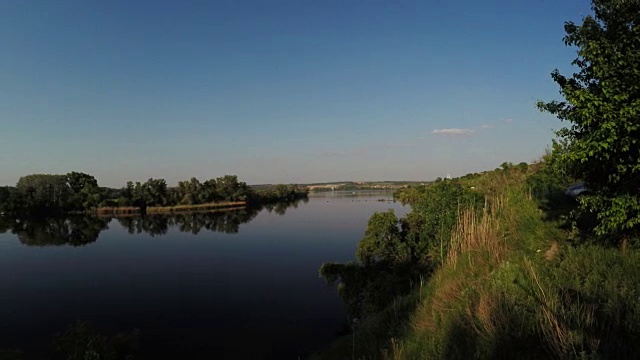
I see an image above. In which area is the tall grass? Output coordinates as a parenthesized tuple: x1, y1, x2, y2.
(406, 191, 516, 359)
(446, 195, 507, 269)
(524, 259, 580, 357)
(522, 247, 640, 359)
(381, 169, 560, 360)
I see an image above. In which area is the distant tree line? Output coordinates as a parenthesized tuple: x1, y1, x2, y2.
(0, 172, 308, 216)
(310, 182, 413, 192)
(0, 172, 102, 215)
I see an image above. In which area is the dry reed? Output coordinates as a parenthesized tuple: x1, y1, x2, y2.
(94, 201, 247, 216)
(446, 195, 508, 269)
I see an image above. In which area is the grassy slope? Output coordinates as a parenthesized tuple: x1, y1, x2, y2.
(392, 169, 560, 359)
(311, 167, 640, 359)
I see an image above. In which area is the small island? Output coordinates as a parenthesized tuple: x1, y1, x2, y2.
(0, 172, 308, 217)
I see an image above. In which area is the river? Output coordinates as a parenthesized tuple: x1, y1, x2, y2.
(0, 191, 408, 359)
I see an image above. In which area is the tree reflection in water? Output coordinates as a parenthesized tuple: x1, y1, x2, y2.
(1, 198, 308, 246)
(116, 208, 255, 236)
(10, 216, 109, 247)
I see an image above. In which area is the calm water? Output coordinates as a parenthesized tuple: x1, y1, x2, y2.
(0, 192, 407, 359)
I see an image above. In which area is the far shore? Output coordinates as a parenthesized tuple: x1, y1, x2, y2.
(92, 201, 247, 216)
(97, 206, 248, 218)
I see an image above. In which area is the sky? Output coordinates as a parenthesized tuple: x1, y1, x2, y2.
(0, 0, 593, 187)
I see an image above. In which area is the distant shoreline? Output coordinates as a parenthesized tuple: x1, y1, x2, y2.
(92, 201, 247, 216)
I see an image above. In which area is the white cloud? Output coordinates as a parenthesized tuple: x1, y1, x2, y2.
(432, 128, 475, 136)
(481, 124, 495, 129)
(503, 118, 513, 123)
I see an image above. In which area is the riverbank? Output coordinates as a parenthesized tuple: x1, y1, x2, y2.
(311, 165, 640, 359)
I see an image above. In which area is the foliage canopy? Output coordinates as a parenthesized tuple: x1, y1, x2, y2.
(538, 0, 640, 240)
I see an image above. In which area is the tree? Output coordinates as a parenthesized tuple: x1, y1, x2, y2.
(537, 0, 640, 241)
(394, 185, 427, 206)
(356, 210, 409, 264)
(177, 177, 201, 205)
(201, 179, 219, 203)
(130, 182, 145, 208)
(517, 162, 529, 172)
(142, 178, 168, 206)
(0, 186, 25, 215)
(215, 175, 250, 201)
(500, 162, 513, 170)
(65, 172, 101, 210)
(16, 174, 70, 213)
(0, 187, 11, 213)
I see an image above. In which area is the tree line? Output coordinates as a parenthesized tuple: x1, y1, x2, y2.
(0, 172, 308, 216)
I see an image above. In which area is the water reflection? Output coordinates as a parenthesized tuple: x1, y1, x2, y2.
(117, 208, 256, 236)
(1, 198, 308, 246)
(11, 216, 109, 247)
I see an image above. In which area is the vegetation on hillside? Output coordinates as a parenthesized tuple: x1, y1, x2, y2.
(313, 1, 640, 358)
(536, 0, 640, 244)
(314, 159, 640, 359)
(319, 180, 483, 318)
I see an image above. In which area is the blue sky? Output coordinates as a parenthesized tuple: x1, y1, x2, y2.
(0, 0, 592, 186)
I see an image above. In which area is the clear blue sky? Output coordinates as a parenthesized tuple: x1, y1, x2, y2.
(0, 0, 592, 187)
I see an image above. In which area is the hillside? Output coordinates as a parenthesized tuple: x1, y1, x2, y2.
(311, 163, 640, 359)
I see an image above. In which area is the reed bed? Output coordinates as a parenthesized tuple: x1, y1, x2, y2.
(94, 201, 247, 215)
